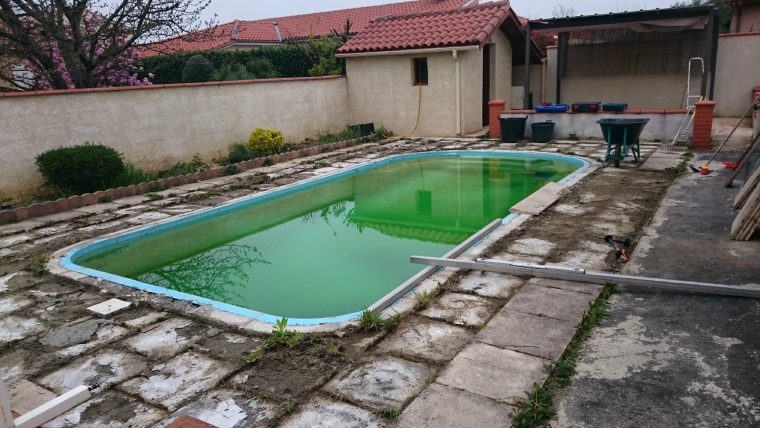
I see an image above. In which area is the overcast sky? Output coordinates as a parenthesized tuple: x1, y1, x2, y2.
(201, 0, 680, 23)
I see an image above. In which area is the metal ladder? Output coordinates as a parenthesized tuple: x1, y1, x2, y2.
(670, 57, 705, 146)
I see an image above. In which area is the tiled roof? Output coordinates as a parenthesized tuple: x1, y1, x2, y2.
(141, 0, 469, 56)
(338, 1, 512, 54)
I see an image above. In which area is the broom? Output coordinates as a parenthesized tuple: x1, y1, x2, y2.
(698, 96, 759, 175)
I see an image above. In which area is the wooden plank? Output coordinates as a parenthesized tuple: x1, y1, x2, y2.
(734, 163, 760, 209)
(410, 256, 760, 299)
(731, 184, 760, 240)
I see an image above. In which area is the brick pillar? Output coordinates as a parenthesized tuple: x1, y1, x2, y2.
(692, 100, 716, 151)
(488, 99, 507, 138)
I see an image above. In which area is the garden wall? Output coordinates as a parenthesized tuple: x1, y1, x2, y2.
(0, 76, 349, 199)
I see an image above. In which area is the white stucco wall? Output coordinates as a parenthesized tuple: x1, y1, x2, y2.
(460, 49, 484, 134)
(713, 33, 760, 117)
(492, 30, 513, 104)
(346, 52, 458, 137)
(0, 76, 349, 198)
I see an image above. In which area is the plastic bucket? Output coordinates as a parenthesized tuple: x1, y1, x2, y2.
(499, 116, 527, 143)
(531, 121, 555, 143)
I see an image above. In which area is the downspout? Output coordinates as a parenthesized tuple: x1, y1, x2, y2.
(541, 57, 547, 103)
(454, 50, 462, 136)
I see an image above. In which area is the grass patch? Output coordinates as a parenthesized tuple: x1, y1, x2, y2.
(28, 252, 49, 276)
(511, 284, 616, 428)
(357, 309, 384, 332)
(414, 290, 434, 307)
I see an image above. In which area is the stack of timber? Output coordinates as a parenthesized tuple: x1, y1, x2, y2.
(731, 163, 760, 240)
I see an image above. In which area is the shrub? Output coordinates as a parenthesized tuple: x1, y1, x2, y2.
(247, 128, 285, 156)
(218, 143, 256, 165)
(182, 54, 214, 83)
(35, 143, 126, 194)
(154, 154, 208, 179)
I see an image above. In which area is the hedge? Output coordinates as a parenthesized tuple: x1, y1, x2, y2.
(139, 45, 316, 84)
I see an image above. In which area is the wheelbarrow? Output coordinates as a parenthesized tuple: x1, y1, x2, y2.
(597, 118, 650, 167)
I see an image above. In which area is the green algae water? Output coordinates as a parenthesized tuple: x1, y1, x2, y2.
(73, 153, 581, 320)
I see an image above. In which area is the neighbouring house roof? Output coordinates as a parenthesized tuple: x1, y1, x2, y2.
(141, 0, 469, 56)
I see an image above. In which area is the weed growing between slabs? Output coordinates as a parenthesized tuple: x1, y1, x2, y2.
(512, 284, 616, 428)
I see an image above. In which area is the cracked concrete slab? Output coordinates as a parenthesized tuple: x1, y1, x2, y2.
(504, 283, 595, 324)
(437, 343, 548, 405)
(0, 295, 33, 315)
(120, 351, 236, 411)
(0, 316, 45, 344)
(323, 357, 434, 411)
(478, 309, 578, 360)
(43, 391, 166, 428)
(280, 397, 381, 428)
(420, 293, 499, 327)
(456, 271, 523, 298)
(508, 238, 557, 257)
(125, 317, 201, 359)
(398, 382, 515, 427)
(375, 317, 472, 363)
(39, 351, 149, 393)
(156, 389, 278, 428)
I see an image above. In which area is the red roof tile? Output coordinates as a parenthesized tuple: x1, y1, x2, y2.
(337, 1, 512, 54)
(141, 0, 469, 56)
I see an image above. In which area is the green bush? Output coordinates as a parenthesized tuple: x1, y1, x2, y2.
(154, 154, 208, 179)
(247, 128, 285, 156)
(218, 143, 256, 165)
(182, 55, 215, 83)
(35, 143, 126, 194)
(211, 58, 275, 81)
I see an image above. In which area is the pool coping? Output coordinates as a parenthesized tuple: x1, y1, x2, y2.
(48, 150, 598, 333)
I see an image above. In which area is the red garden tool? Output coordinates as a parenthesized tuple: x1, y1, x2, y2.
(604, 235, 631, 262)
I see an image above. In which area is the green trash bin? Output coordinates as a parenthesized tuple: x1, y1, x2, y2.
(499, 116, 527, 143)
(531, 120, 555, 143)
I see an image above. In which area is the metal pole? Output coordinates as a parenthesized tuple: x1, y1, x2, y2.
(701, 8, 716, 98)
(709, 8, 720, 100)
(524, 22, 532, 109)
(410, 256, 760, 299)
(556, 33, 567, 105)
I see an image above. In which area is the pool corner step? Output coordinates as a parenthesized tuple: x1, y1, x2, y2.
(510, 182, 567, 216)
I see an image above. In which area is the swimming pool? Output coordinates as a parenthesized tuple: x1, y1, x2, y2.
(61, 151, 588, 325)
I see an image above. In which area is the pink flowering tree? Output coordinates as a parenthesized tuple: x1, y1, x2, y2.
(0, 0, 214, 90)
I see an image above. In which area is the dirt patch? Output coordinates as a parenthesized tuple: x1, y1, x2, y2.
(233, 336, 354, 402)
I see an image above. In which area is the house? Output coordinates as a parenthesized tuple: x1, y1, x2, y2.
(337, 1, 541, 136)
(726, 0, 760, 32)
(141, 0, 471, 56)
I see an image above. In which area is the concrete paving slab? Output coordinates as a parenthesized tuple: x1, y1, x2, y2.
(0, 316, 45, 344)
(156, 389, 277, 428)
(420, 293, 499, 327)
(323, 357, 434, 411)
(74, 203, 122, 214)
(39, 351, 149, 393)
(478, 309, 578, 360)
(527, 277, 603, 296)
(50, 321, 129, 358)
(0, 295, 33, 315)
(87, 298, 131, 316)
(280, 397, 381, 428)
(558, 250, 609, 270)
(0, 233, 32, 248)
(437, 343, 548, 405)
(0, 220, 44, 236)
(0, 348, 51, 385)
(9, 379, 56, 414)
(504, 283, 594, 324)
(43, 391, 166, 428)
(456, 271, 523, 298)
(120, 351, 236, 411)
(125, 318, 201, 359)
(374, 317, 472, 363)
(123, 312, 168, 329)
(397, 382, 515, 428)
(124, 211, 172, 225)
(508, 238, 557, 256)
(510, 182, 567, 215)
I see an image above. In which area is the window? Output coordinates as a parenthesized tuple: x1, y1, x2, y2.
(412, 58, 428, 86)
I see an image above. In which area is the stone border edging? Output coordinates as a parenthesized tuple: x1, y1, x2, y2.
(0, 136, 378, 226)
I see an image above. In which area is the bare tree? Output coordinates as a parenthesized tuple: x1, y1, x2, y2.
(552, 4, 578, 18)
(0, 0, 214, 90)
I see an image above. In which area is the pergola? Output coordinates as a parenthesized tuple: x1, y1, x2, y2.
(522, 6, 720, 109)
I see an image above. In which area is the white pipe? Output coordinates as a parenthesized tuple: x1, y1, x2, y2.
(541, 58, 547, 103)
(454, 50, 462, 136)
(337, 45, 479, 58)
(0, 381, 13, 428)
(13, 386, 91, 428)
